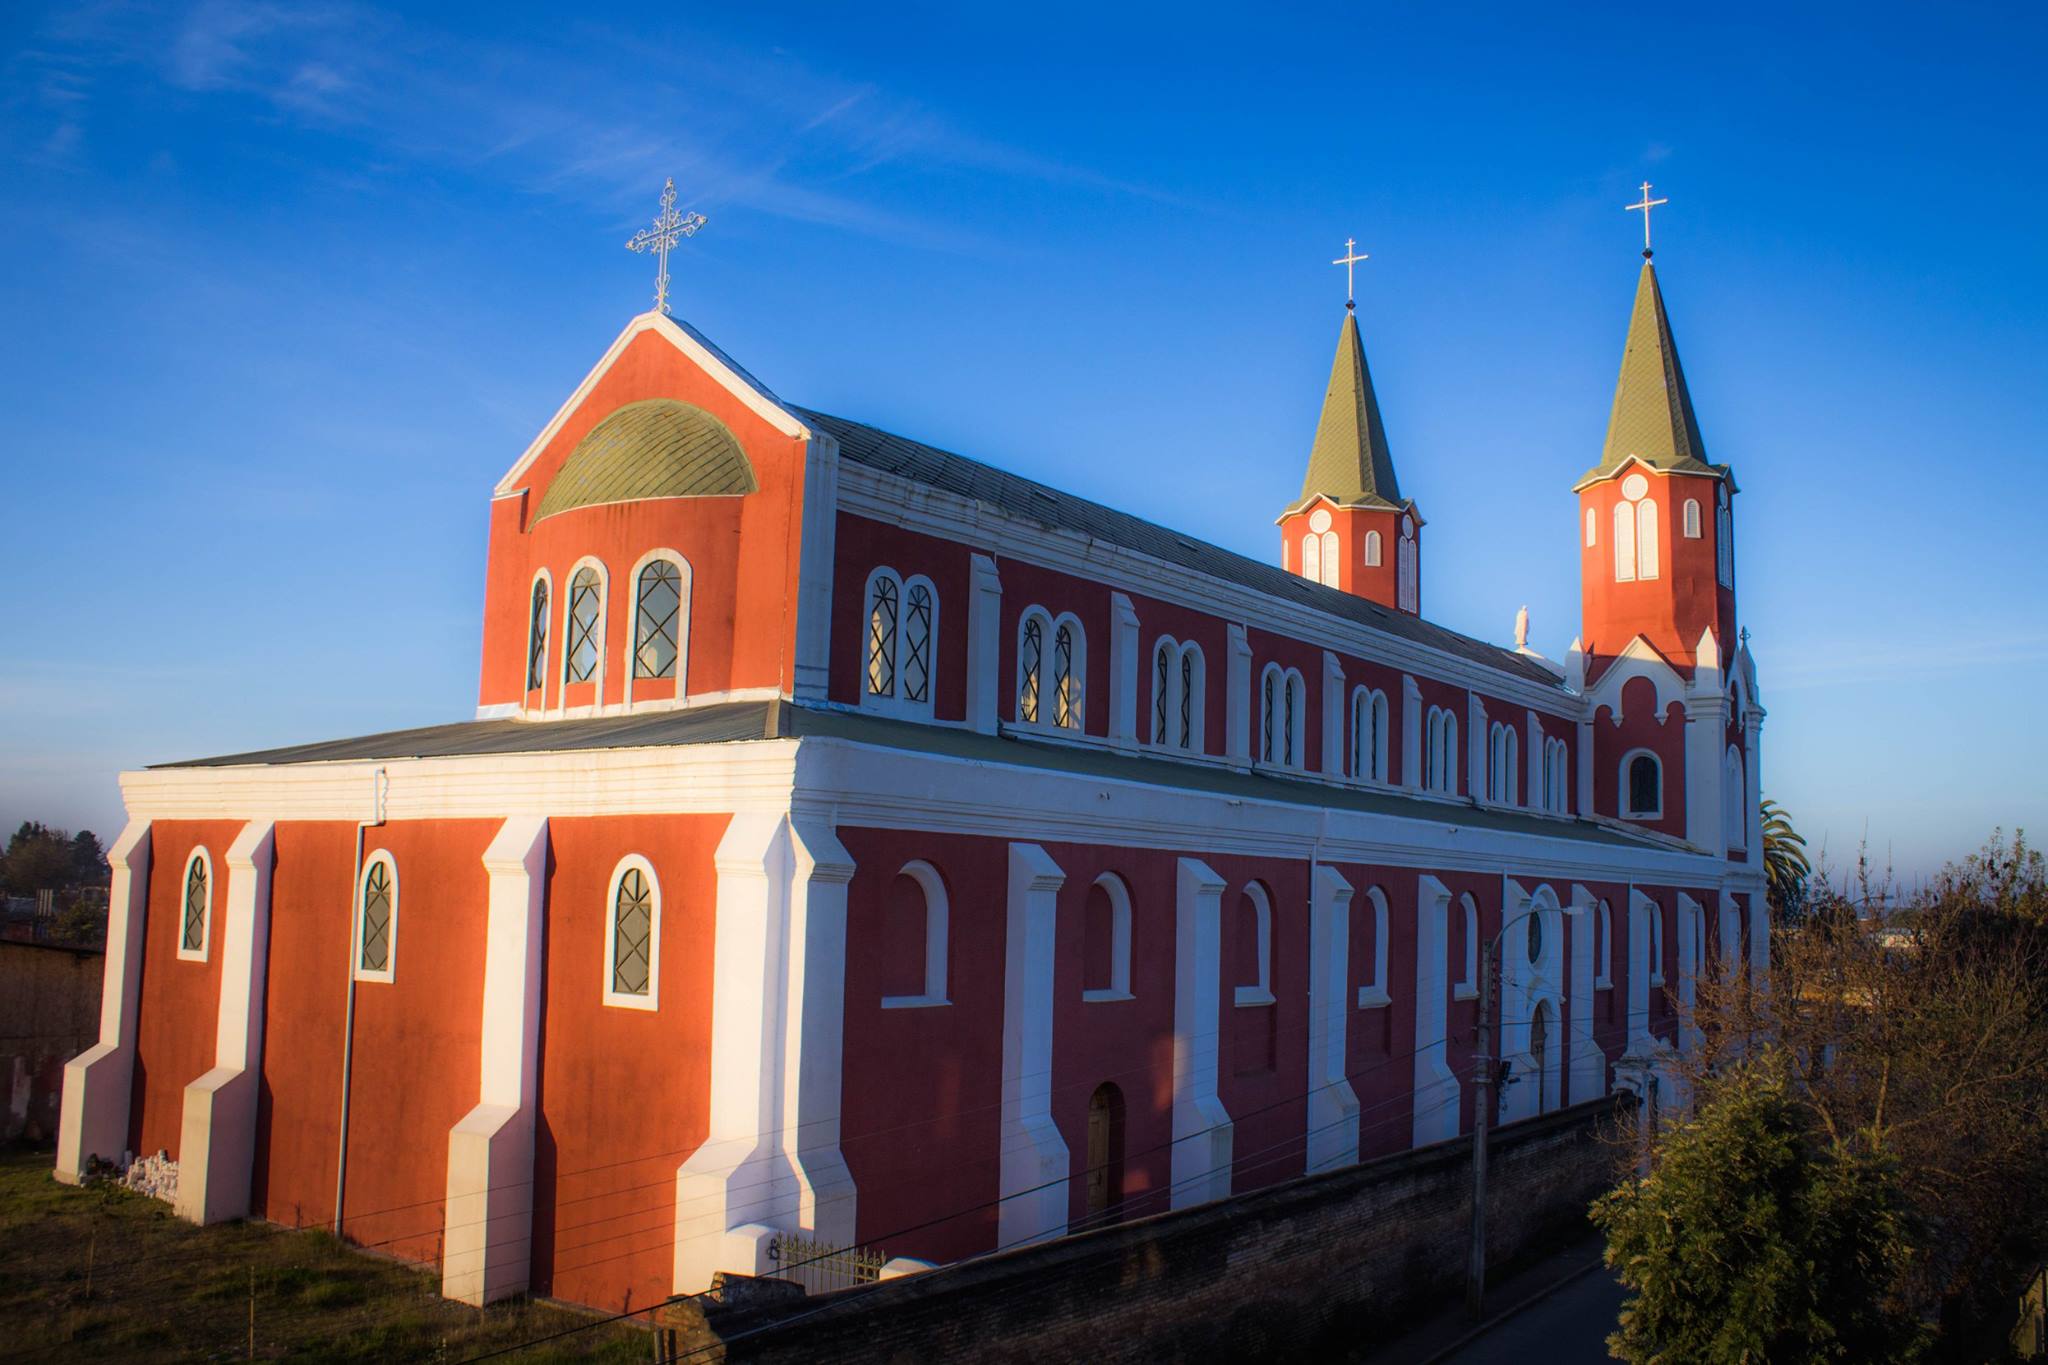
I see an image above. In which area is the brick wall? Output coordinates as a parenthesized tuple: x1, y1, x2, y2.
(1, 940, 104, 1143)
(686, 1096, 1632, 1362)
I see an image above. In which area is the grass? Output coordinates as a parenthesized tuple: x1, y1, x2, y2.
(0, 1145, 651, 1362)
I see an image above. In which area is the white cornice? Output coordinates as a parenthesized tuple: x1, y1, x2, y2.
(836, 462, 1580, 718)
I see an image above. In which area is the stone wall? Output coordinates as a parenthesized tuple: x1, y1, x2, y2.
(684, 1096, 1631, 1362)
(1, 940, 103, 1143)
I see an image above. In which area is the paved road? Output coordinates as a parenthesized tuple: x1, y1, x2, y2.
(1439, 1264, 1627, 1364)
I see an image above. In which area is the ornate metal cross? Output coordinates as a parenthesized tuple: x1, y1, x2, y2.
(1625, 181, 1668, 258)
(626, 178, 707, 315)
(1332, 237, 1369, 309)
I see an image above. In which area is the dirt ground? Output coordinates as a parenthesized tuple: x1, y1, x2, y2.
(0, 1145, 651, 1362)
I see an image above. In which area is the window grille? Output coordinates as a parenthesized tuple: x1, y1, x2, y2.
(1178, 650, 1195, 749)
(1153, 643, 1170, 744)
(565, 568, 602, 684)
(1053, 622, 1078, 728)
(865, 577, 899, 696)
(181, 856, 207, 952)
(359, 860, 393, 973)
(1019, 616, 1043, 723)
(526, 580, 549, 692)
(633, 560, 682, 680)
(902, 582, 932, 703)
(612, 867, 654, 996)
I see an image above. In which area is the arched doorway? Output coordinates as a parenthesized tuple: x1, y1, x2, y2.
(1085, 1082, 1126, 1223)
(1529, 1001, 1554, 1113)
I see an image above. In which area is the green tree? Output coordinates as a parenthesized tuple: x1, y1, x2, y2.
(1594, 1048, 1925, 1364)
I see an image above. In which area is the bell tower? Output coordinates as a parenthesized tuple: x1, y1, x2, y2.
(1279, 258, 1420, 614)
(1575, 255, 1736, 681)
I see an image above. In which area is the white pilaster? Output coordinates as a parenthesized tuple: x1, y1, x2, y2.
(1717, 893, 1742, 987)
(676, 812, 794, 1292)
(1172, 858, 1232, 1206)
(965, 553, 1003, 735)
(1468, 695, 1487, 800)
(1411, 875, 1460, 1145)
(58, 819, 151, 1184)
(1401, 675, 1423, 792)
(1567, 884, 1603, 1104)
(781, 818, 859, 1248)
(998, 843, 1068, 1247)
(443, 815, 549, 1306)
(1225, 624, 1252, 766)
(1744, 708, 1766, 871)
(1626, 888, 1657, 1055)
(176, 819, 275, 1225)
(1321, 651, 1346, 777)
(1305, 865, 1356, 1173)
(1109, 592, 1140, 747)
(1525, 709, 1542, 810)
(1576, 716, 1596, 817)
(1676, 892, 1703, 1055)
(1684, 629, 1728, 852)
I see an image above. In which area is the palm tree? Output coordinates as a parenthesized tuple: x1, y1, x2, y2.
(1760, 797, 1811, 922)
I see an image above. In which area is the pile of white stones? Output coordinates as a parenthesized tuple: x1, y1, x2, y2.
(121, 1150, 179, 1203)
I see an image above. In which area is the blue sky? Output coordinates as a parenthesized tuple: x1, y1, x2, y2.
(3, 2, 2042, 881)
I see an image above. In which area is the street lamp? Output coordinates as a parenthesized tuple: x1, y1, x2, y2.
(1466, 897, 1585, 1317)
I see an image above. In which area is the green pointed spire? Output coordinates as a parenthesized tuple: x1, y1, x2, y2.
(1577, 261, 1726, 488)
(1289, 310, 1405, 515)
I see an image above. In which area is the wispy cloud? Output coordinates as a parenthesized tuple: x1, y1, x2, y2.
(1766, 632, 2048, 691)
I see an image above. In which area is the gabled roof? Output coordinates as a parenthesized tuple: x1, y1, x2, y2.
(1576, 262, 1731, 490)
(799, 407, 1561, 688)
(1285, 310, 1407, 516)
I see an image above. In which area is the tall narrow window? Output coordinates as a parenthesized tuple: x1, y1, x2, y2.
(564, 566, 603, 685)
(1282, 672, 1299, 766)
(1319, 530, 1340, 587)
(865, 574, 899, 697)
(1682, 498, 1702, 539)
(1357, 886, 1391, 1007)
(1637, 499, 1660, 579)
(881, 861, 949, 1008)
(1716, 486, 1734, 588)
(633, 559, 683, 680)
(1053, 620, 1079, 728)
(1364, 530, 1383, 567)
(1019, 614, 1044, 723)
(1456, 894, 1480, 998)
(179, 850, 210, 960)
(356, 854, 397, 982)
(1153, 640, 1171, 744)
(1082, 873, 1133, 1001)
(604, 859, 660, 1009)
(1584, 507, 1597, 547)
(1235, 884, 1274, 1005)
(1302, 532, 1322, 585)
(1352, 688, 1389, 782)
(902, 581, 933, 704)
(1179, 648, 1197, 750)
(1613, 502, 1637, 582)
(526, 577, 549, 693)
(1397, 523, 1418, 612)
(1261, 669, 1278, 763)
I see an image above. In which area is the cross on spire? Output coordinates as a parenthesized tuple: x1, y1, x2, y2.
(1625, 181, 1668, 259)
(1332, 238, 1369, 310)
(626, 178, 707, 315)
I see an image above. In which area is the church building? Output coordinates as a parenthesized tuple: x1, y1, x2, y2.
(58, 220, 1767, 1316)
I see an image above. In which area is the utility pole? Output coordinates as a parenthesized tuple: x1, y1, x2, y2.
(1466, 947, 1495, 1317)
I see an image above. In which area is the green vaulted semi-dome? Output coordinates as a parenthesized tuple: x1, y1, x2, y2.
(532, 399, 758, 522)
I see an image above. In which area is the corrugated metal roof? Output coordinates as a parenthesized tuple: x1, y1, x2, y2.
(532, 399, 757, 522)
(154, 701, 1666, 852)
(795, 406, 1559, 688)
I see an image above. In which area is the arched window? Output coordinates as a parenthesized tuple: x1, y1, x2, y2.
(1455, 893, 1480, 999)
(1234, 883, 1274, 1005)
(1260, 666, 1306, 768)
(1596, 899, 1613, 988)
(1543, 736, 1570, 813)
(1529, 999, 1555, 1113)
(1488, 722, 1518, 805)
(1637, 499, 1660, 579)
(1082, 873, 1133, 1002)
(632, 556, 687, 682)
(1301, 531, 1322, 586)
(525, 574, 550, 694)
(1426, 706, 1458, 794)
(1319, 530, 1339, 587)
(1018, 610, 1046, 724)
(1085, 1081, 1127, 1223)
(1151, 638, 1205, 753)
(178, 848, 212, 961)
(1682, 498, 1702, 539)
(1584, 507, 1597, 548)
(1397, 522, 1418, 612)
(1052, 616, 1083, 729)
(1363, 529, 1382, 567)
(1153, 639, 1172, 745)
(355, 852, 397, 982)
(603, 857, 660, 1009)
(1352, 687, 1389, 783)
(1622, 750, 1663, 819)
(881, 860, 949, 1008)
(564, 564, 605, 685)
(864, 569, 936, 715)
(1613, 501, 1637, 582)
(1177, 644, 1203, 751)
(1357, 886, 1391, 1008)
(1725, 746, 1747, 848)
(1715, 485, 1734, 588)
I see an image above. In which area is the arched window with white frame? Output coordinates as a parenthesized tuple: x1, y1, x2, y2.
(1542, 736, 1570, 813)
(1584, 507, 1597, 548)
(881, 860, 949, 1008)
(1488, 722, 1518, 805)
(178, 847, 213, 962)
(1426, 705, 1458, 794)
(1613, 501, 1637, 582)
(1637, 498, 1660, 579)
(1151, 637, 1205, 753)
(1622, 749, 1663, 819)
(1363, 529, 1382, 567)
(1259, 664, 1306, 768)
(603, 856, 660, 1010)
(1351, 687, 1389, 783)
(1455, 893, 1479, 999)
(863, 568, 937, 716)
(563, 562, 606, 686)
(1082, 873, 1133, 1002)
(631, 552, 691, 688)
(1052, 614, 1084, 729)
(1319, 530, 1339, 587)
(525, 572, 551, 696)
(1302, 531, 1322, 586)
(355, 851, 398, 983)
(1682, 498, 1702, 539)
(1357, 885, 1391, 1008)
(1397, 519, 1418, 612)
(1018, 608, 1048, 724)
(1234, 883, 1274, 1006)
(1018, 608, 1084, 730)
(1725, 746, 1746, 848)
